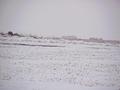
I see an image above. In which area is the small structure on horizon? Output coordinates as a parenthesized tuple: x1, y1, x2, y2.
(62, 35, 78, 40)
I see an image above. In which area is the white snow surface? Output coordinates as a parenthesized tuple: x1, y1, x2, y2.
(0, 36, 120, 90)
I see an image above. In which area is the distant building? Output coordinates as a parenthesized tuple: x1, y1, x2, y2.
(62, 36, 78, 40)
(89, 37, 104, 43)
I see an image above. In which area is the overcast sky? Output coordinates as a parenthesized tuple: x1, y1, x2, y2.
(0, 0, 120, 40)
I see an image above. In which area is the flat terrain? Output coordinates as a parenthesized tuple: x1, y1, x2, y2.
(0, 36, 120, 90)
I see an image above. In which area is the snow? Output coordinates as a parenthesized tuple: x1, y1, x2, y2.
(0, 81, 117, 90)
(0, 36, 120, 90)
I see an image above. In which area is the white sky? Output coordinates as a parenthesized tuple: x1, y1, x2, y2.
(0, 0, 120, 40)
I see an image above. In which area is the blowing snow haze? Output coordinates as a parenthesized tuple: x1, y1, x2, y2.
(0, 0, 120, 40)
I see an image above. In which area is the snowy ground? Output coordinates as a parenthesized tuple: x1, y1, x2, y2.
(0, 36, 120, 90)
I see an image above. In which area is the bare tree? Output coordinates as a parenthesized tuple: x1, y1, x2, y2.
(8, 31, 14, 36)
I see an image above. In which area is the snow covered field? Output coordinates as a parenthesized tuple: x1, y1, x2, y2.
(0, 36, 120, 90)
